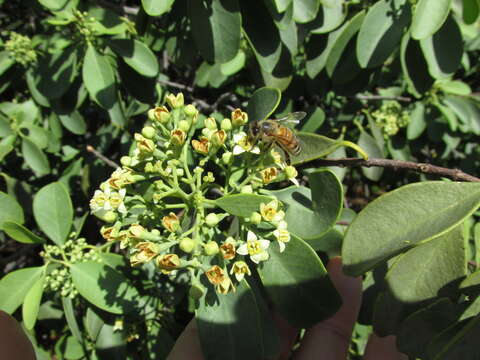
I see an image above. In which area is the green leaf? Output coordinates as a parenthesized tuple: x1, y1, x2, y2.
(189, 0, 241, 64)
(437, 80, 471, 96)
(343, 182, 480, 276)
(0, 144, 13, 161)
(411, 0, 452, 40)
(0, 267, 44, 314)
(419, 15, 462, 79)
(108, 39, 159, 78)
(85, 307, 104, 342)
(196, 281, 277, 360)
(299, 106, 325, 133)
(220, 50, 246, 76)
(19, 125, 48, 150)
(0, 192, 24, 229)
(22, 274, 45, 330)
(3, 221, 45, 244)
(33, 47, 78, 99)
(246, 87, 281, 122)
(356, 0, 411, 68)
(37, 0, 68, 10)
(70, 261, 140, 314)
(305, 32, 337, 78)
(307, 2, 346, 34)
(258, 235, 341, 327)
(463, 0, 480, 24)
(21, 138, 50, 176)
(385, 225, 465, 303)
(400, 32, 434, 97)
(293, 0, 320, 23)
(82, 45, 117, 110)
(88, 7, 128, 35)
(443, 96, 480, 135)
(59, 111, 87, 135)
(215, 194, 274, 217)
(64, 336, 85, 360)
(33, 182, 73, 246)
(95, 323, 127, 358)
(275, 0, 292, 12)
(62, 297, 83, 345)
(241, 1, 282, 72)
(407, 102, 427, 140)
(326, 10, 365, 78)
(0, 51, 15, 77)
(358, 131, 384, 181)
(141, 0, 174, 16)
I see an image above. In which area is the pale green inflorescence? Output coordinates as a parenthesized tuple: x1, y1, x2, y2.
(89, 93, 299, 295)
(372, 101, 409, 138)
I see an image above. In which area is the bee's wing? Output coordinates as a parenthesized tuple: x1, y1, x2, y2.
(273, 111, 307, 124)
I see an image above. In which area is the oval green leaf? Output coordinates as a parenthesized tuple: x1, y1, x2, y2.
(22, 274, 45, 330)
(308, 2, 346, 34)
(0, 192, 24, 229)
(33, 182, 73, 246)
(108, 38, 159, 78)
(246, 87, 281, 122)
(407, 102, 427, 140)
(0, 267, 44, 314)
(343, 182, 480, 276)
(21, 138, 50, 176)
(37, 0, 68, 10)
(3, 221, 45, 244)
(293, 0, 320, 23)
(356, 0, 411, 68)
(214, 194, 274, 218)
(463, 0, 480, 24)
(70, 261, 140, 314)
(62, 297, 83, 344)
(411, 0, 452, 40)
(258, 235, 341, 327)
(358, 131, 384, 181)
(58, 111, 87, 135)
(142, 0, 174, 16)
(82, 45, 117, 110)
(437, 80, 471, 96)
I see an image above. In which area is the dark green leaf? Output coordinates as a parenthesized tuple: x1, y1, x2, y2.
(21, 138, 50, 176)
(246, 87, 281, 122)
(0, 51, 15, 77)
(0, 192, 24, 229)
(88, 6, 128, 35)
(3, 221, 45, 244)
(215, 194, 274, 218)
(142, 0, 174, 16)
(299, 107, 325, 133)
(70, 261, 140, 314)
(33, 182, 73, 246)
(258, 235, 341, 327)
(343, 182, 480, 276)
(411, 0, 452, 40)
(0, 267, 44, 314)
(463, 0, 480, 24)
(22, 275, 45, 330)
(307, 2, 346, 34)
(108, 39, 159, 78)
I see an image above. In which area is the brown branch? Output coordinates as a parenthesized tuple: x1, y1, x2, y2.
(86, 145, 120, 169)
(305, 158, 480, 182)
(354, 94, 412, 102)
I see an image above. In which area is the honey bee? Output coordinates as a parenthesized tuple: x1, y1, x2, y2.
(249, 112, 306, 159)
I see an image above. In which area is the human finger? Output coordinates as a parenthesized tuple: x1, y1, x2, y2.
(293, 256, 363, 360)
(0, 310, 36, 360)
(363, 333, 408, 360)
(167, 318, 204, 360)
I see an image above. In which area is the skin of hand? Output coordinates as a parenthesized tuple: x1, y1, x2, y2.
(167, 256, 409, 360)
(0, 310, 36, 360)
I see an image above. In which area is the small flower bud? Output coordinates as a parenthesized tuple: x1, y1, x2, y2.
(178, 120, 190, 132)
(166, 93, 184, 109)
(205, 213, 220, 227)
(184, 104, 198, 118)
(250, 212, 262, 225)
(176, 168, 184, 177)
(189, 282, 205, 299)
(135, 133, 156, 154)
(204, 241, 220, 255)
(151, 229, 160, 236)
(201, 128, 213, 139)
(222, 151, 233, 165)
(179, 237, 195, 253)
(120, 156, 132, 167)
(170, 129, 186, 146)
(210, 130, 226, 147)
(129, 224, 146, 238)
(203, 171, 215, 183)
(221, 118, 232, 131)
(142, 126, 156, 139)
(102, 211, 117, 223)
(204, 117, 217, 130)
(285, 165, 298, 179)
(231, 108, 248, 127)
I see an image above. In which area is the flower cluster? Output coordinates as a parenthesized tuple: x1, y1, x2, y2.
(372, 101, 409, 137)
(90, 93, 298, 296)
(4, 32, 37, 66)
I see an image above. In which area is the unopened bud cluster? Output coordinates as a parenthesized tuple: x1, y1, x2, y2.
(90, 93, 300, 296)
(372, 101, 409, 138)
(4, 32, 37, 66)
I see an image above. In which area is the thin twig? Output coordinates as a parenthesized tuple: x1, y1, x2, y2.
(157, 79, 194, 92)
(304, 158, 480, 182)
(354, 94, 412, 102)
(86, 145, 120, 169)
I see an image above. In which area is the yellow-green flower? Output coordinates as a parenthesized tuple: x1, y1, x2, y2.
(230, 261, 251, 281)
(192, 137, 210, 155)
(260, 167, 278, 184)
(232, 132, 260, 155)
(273, 220, 290, 253)
(236, 231, 270, 264)
(260, 200, 284, 222)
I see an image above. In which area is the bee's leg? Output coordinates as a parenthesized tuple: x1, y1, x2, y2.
(284, 151, 291, 166)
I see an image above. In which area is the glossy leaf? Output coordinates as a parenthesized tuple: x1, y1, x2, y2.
(19, 125, 49, 149)
(70, 261, 139, 314)
(196, 281, 276, 360)
(356, 0, 411, 68)
(88, 7, 128, 35)
(258, 235, 341, 327)
(246, 87, 281, 122)
(21, 138, 50, 176)
(59, 111, 87, 135)
(82, 45, 117, 110)
(343, 182, 480, 276)
(293, 0, 320, 23)
(437, 80, 471, 96)
(220, 50, 246, 76)
(386, 225, 465, 303)
(108, 38, 159, 78)
(299, 106, 325, 133)
(22, 274, 45, 330)
(308, 2, 345, 34)
(411, 0, 452, 40)
(0, 192, 24, 229)
(33, 182, 73, 246)
(215, 194, 274, 218)
(3, 221, 45, 244)
(189, 0, 241, 64)
(407, 102, 426, 140)
(141, 0, 174, 16)
(0, 266, 44, 314)
(419, 15, 462, 79)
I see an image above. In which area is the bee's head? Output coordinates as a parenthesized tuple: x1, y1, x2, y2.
(249, 120, 260, 137)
